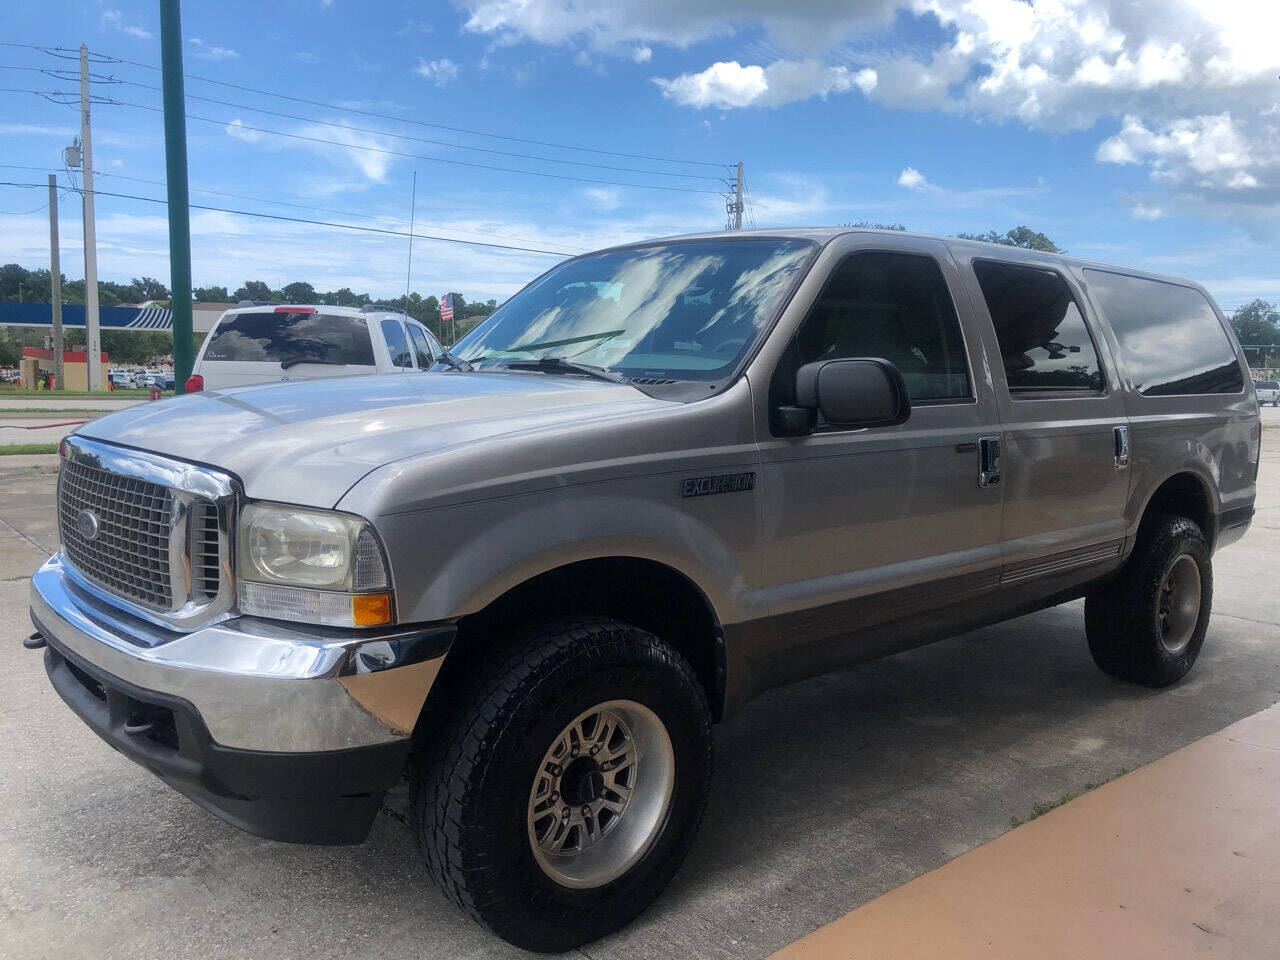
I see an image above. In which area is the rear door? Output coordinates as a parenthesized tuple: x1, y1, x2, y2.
(956, 254, 1130, 579)
(196, 309, 379, 389)
(407, 323, 437, 370)
(380, 318, 416, 373)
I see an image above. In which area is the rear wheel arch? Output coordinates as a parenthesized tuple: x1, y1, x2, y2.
(1135, 471, 1216, 548)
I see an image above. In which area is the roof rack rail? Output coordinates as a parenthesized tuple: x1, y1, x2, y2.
(236, 299, 279, 307)
(359, 303, 406, 315)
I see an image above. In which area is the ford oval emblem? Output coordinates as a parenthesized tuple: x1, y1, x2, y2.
(76, 508, 100, 541)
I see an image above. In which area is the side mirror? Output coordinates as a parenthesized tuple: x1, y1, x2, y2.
(788, 358, 911, 432)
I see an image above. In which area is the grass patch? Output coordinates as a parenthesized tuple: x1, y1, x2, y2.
(0, 408, 105, 415)
(0, 443, 61, 455)
(0, 388, 157, 398)
(1009, 768, 1130, 828)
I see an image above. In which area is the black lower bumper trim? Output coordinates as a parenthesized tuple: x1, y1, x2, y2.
(35, 617, 410, 846)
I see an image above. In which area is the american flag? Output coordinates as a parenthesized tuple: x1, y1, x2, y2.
(439, 293, 454, 323)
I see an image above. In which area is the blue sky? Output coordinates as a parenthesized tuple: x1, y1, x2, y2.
(1, 0, 1276, 312)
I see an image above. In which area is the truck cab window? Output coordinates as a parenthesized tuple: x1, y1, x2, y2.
(791, 251, 972, 403)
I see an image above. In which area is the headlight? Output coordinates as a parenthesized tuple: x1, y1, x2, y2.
(238, 503, 393, 628)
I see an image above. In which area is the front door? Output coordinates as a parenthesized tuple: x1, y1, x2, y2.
(754, 238, 1005, 683)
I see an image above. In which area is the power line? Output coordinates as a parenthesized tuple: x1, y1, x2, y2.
(6, 41, 726, 168)
(0, 162, 587, 253)
(112, 96, 726, 195)
(0, 179, 576, 257)
(2, 87, 724, 196)
(0, 200, 48, 215)
(97, 78, 726, 182)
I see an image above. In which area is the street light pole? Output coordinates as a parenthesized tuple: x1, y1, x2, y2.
(49, 174, 65, 391)
(79, 44, 102, 390)
(159, 0, 194, 389)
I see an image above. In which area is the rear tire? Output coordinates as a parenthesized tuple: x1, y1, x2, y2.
(1085, 515, 1212, 686)
(411, 617, 713, 952)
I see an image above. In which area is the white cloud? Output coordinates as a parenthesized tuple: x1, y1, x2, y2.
(224, 119, 262, 144)
(897, 166, 928, 190)
(415, 58, 460, 85)
(655, 60, 875, 109)
(460, 0, 900, 51)
(466, 0, 1280, 230)
(632, 45, 652, 64)
(1095, 114, 1268, 195)
(1129, 203, 1164, 220)
(99, 9, 152, 39)
(582, 187, 622, 210)
(188, 38, 240, 61)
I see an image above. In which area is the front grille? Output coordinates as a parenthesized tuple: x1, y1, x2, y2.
(59, 458, 175, 609)
(189, 499, 221, 602)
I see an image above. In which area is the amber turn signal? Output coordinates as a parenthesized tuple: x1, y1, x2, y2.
(351, 592, 393, 627)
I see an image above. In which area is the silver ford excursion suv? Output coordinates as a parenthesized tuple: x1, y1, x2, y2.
(28, 229, 1259, 951)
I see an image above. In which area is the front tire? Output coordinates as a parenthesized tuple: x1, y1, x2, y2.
(411, 617, 713, 952)
(1085, 515, 1212, 686)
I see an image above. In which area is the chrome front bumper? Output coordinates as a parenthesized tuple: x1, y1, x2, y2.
(29, 554, 453, 753)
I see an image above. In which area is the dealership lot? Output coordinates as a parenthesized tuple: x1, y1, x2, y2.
(1, 438, 1277, 960)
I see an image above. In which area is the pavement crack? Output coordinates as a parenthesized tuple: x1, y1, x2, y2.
(1212, 612, 1280, 628)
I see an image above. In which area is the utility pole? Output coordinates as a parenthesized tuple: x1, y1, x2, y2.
(725, 162, 744, 230)
(733, 162, 744, 230)
(48, 174, 65, 391)
(405, 170, 417, 303)
(160, 0, 194, 390)
(79, 44, 102, 390)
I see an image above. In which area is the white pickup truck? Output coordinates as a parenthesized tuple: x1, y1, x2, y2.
(1254, 379, 1280, 406)
(187, 303, 446, 392)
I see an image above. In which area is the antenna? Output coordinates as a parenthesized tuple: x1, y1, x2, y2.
(405, 170, 417, 303)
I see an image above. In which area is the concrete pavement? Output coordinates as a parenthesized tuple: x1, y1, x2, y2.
(0, 441, 1277, 959)
(774, 702, 1280, 959)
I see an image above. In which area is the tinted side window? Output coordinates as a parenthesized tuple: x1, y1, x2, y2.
(408, 325, 434, 368)
(203, 311, 375, 365)
(795, 252, 971, 401)
(974, 261, 1103, 395)
(381, 319, 413, 368)
(1084, 270, 1243, 396)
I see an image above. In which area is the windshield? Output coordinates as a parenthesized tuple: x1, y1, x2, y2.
(453, 239, 814, 382)
(204, 311, 376, 366)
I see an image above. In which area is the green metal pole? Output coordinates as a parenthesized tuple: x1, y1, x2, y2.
(159, 0, 193, 390)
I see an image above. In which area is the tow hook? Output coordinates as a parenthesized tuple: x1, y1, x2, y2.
(23, 632, 47, 651)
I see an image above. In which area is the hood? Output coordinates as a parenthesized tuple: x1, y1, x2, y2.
(77, 372, 672, 506)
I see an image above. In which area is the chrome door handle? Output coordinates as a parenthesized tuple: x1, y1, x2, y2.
(1113, 425, 1130, 470)
(978, 436, 1002, 488)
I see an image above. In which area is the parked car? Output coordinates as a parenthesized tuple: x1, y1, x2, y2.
(186, 303, 445, 392)
(1254, 379, 1279, 406)
(107, 370, 132, 389)
(28, 229, 1259, 951)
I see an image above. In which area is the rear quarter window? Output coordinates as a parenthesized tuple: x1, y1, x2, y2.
(1084, 270, 1243, 396)
(203, 311, 376, 365)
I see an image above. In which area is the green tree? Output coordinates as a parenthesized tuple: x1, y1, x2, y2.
(233, 280, 275, 301)
(955, 226, 1061, 252)
(133, 277, 170, 301)
(193, 285, 230, 301)
(1229, 300, 1280, 347)
(843, 220, 907, 231)
(281, 281, 317, 304)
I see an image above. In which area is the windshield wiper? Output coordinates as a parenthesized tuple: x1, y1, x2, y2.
(505, 357, 626, 383)
(470, 328, 625, 364)
(437, 350, 473, 372)
(279, 356, 347, 369)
